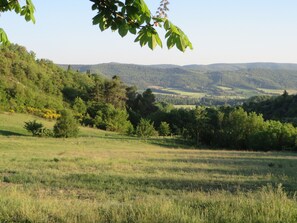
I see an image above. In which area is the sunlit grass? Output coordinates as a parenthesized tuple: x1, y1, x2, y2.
(258, 88, 297, 95)
(151, 87, 206, 98)
(173, 105, 196, 109)
(0, 112, 297, 222)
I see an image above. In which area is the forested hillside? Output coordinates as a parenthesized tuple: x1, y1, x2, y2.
(0, 44, 159, 134)
(61, 62, 297, 95)
(2, 44, 297, 151)
(0, 44, 96, 111)
(243, 91, 297, 125)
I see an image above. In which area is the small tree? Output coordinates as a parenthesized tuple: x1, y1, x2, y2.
(158, 121, 171, 136)
(72, 97, 87, 114)
(24, 120, 43, 136)
(126, 122, 135, 136)
(136, 118, 157, 138)
(53, 110, 79, 138)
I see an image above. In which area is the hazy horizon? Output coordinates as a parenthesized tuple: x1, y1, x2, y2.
(59, 61, 297, 66)
(2, 0, 297, 65)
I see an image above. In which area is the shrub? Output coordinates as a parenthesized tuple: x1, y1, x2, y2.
(53, 110, 79, 138)
(136, 119, 157, 138)
(24, 120, 44, 136)
(158, 121, 171, 136)
(72, 97, 87, 114)
(90, 103, 132, 133)
(26, 107, 60, 120)
(41, 128, 53, 137)
(126, 122, 135, 136)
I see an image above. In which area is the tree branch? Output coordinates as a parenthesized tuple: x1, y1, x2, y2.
(0, 0, 18, 9)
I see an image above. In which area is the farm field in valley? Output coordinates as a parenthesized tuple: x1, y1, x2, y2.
(0, 113, 297, 222)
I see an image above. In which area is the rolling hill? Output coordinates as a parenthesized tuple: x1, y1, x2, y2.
(60, 62, 297, 100)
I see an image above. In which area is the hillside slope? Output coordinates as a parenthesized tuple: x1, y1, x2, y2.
(0, 44, 96, 111)
(61, 62, 297, 98)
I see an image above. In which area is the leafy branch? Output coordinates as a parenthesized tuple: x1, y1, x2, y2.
(0, 0, 193, 52)
(0, 0, 35, 45)
(91, 0, 193, 52)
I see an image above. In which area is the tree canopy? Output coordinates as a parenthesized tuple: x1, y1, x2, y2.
(0, 0, 192, 52)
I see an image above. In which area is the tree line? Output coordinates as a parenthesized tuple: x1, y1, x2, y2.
(243, 91, 297, 126)
(2, 44, 297, 151)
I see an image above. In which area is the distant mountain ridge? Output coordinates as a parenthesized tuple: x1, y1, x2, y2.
(59, 62, 297, 98)
(184, 63, 297, 71)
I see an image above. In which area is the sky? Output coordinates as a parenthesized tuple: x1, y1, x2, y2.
(1, 0, 297, 65)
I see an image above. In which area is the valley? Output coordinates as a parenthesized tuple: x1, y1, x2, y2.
(61, 62, 297, 105)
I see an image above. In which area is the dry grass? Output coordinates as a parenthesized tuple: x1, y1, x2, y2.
(0, 112, 297, 222)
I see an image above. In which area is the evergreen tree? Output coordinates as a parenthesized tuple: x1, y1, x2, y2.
(53, 110, 79, 138)
(72, 97, 87, 114)
(158, 121, 171, 136)
(104, 76, 127, 109)
(136, 118, 157, 138)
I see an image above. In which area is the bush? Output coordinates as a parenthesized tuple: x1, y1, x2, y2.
(53, 110, 79, 138)
(89, 103, 132, 133)
(24, 120, 43, 136)
(136, 119, 157, 138)
(126, 122, 135, 136)
(41, 128, 53, 137)
(158, 121, 171, 136)
(72, 97, 87, 114)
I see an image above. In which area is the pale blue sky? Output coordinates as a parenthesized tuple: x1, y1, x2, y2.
(2, 0, 297, 65)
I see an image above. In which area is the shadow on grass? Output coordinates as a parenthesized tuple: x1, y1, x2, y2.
(145, 137, 194, 149)
(147, 156, 296, 175)
(0, 130, 26, 136)
(63, 173, 289, 194)
(79, 131, 193, 148)
(6, 168, 296, 195)
(78, 133, 139, 141)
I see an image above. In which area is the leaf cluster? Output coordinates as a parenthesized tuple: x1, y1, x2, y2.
(0, 0, 35, 45)
(91, 0, 192, 51)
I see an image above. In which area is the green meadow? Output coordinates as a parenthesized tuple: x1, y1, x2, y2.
(0, 112, 297, 222)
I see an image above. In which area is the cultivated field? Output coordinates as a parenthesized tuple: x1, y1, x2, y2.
(0, 113, 297, 222)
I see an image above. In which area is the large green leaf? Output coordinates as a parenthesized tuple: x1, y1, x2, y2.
(0, 28, 10, 45)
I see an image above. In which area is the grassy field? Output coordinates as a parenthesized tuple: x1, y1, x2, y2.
(0, 112, 297, 222)
(151, 87, 207, 98)
(173, 105, 197, 109)
(258, 88, 297, 95)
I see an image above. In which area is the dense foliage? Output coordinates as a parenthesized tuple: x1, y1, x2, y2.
(0, 44, 79, 111)
(66, 63, 297, 97)
(158, 121, 171, 136)
(0, 44, 164, 137)
(136, 118, 157, 138)
(2, 45, 297, 150)
(53, 110, 79, 138)
(243, 91, 297, 126)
